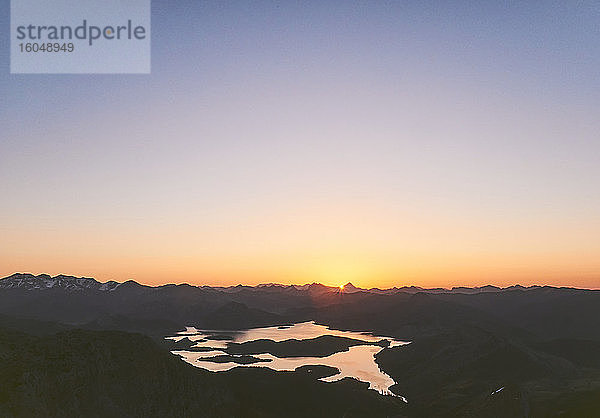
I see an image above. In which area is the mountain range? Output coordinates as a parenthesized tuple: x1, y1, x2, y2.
(0, 272, 569, 294)
(1, 272, 599, 417)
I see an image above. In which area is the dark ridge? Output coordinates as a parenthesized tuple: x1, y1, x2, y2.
(200, 354, 271, 364)
(0, 326, 407, 417)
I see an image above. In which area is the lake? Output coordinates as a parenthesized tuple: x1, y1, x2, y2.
(166, 321, 409, 397)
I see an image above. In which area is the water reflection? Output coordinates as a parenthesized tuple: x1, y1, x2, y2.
(167, 321, 409, 396)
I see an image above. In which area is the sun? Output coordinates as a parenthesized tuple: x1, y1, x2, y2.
(339, 284, 345, 291)
(308, 259, 371, 288)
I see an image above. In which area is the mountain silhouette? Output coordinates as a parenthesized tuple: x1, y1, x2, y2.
(1, 272, 599, 416)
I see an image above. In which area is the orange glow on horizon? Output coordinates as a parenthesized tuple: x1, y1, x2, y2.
(1, 208, 599, 290)
(1, 260, 598, 290)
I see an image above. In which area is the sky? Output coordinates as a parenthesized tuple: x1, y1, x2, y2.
(1, 1, 599, 288)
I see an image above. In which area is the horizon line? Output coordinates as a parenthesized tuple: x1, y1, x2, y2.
(3, 272, 599, 292)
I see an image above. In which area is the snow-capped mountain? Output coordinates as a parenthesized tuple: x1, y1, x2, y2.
(0, 273, 120, 291)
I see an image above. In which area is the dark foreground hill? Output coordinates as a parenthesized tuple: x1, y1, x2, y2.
(375, 326, 600, 417)
(0, 326, 406, 418)
(1, 320, 598, 418)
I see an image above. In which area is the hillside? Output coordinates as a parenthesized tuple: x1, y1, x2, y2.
(0, 326, 406, 418)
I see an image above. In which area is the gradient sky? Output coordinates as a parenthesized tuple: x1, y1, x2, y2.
(1, 1, 599, 288)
